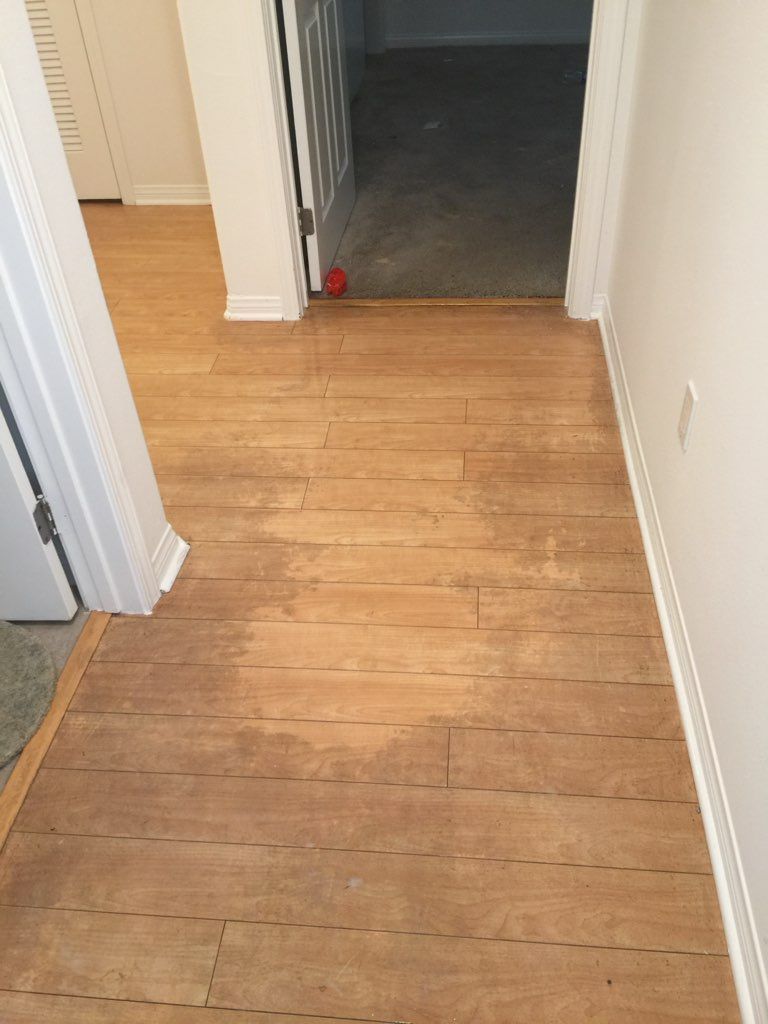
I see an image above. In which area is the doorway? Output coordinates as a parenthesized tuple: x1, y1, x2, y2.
(282, 0, 593, 299)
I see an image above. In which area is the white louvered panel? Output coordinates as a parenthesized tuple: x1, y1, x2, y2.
(25, 0, 82, 150)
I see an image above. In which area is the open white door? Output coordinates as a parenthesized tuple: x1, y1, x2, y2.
(24, 0, 120, 200)
(282, 0, 356, 291)
(0, 410, 77, 622)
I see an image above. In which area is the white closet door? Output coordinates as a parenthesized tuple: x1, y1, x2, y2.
(283, 0, 356, 291)
(25, 0, 120, 199)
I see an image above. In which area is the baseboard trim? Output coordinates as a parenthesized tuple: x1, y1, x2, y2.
(594, 292, 767, 1024)
(225, 294, 285, 321)
(133, 185, 211, 206)
(152, 524, 190, 595)
(386, 31, 590, 49)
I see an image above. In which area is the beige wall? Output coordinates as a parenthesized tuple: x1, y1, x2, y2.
(85, 0, 207, 201)
(604, 0, 768, 991)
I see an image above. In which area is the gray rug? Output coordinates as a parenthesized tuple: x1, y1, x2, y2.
(0, 621, 56, 768)
(331, 44, 588, 298)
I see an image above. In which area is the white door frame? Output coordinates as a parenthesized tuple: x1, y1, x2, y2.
(566, 0, 641, 318)
(178, 1, 639, 321)
(0, 0, 188, 614)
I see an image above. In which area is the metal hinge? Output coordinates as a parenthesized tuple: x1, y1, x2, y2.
(33, 495, 58, 545)
(298, 206, 315, 237)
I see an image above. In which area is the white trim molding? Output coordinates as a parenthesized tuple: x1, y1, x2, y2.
(0, 2, 187, 614)
(566, 0, 639, 319)
(133, 184, 211, 205)
(151, 524, 190, 594)
(594, 293, 768, 1024)
(225, 294, 285, 321)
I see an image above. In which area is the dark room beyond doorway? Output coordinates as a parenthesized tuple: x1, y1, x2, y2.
(333, 44, 589, 299)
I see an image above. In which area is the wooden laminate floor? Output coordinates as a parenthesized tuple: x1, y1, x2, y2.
(0, 206, 739, 1023)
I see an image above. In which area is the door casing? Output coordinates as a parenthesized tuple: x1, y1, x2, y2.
(0, 1, 188, 613)
(271, 0, 639, 316)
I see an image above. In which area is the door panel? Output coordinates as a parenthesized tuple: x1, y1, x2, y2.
(0, 406, 77, 622)
(283, 0, 356, 291)
(25, 0, 120, 200)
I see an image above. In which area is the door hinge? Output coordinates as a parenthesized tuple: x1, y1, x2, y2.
(298, 206, 315, 237)
(33, 495, 58, 545)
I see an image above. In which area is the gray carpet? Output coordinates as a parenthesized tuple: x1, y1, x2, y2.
(0, 621, 56, 768)
(331, 44, 588, 298)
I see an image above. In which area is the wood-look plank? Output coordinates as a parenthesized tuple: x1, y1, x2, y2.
(113, 297, 229, 314)
(152, 447, 464, 480)
(45, 713, 448, 787)
(143, 421, 328, 449)
(0, 832, 725, 954)
(340, 332, 602, 355)
(179, 541, 652, 593)
(120, 335, 343, 355)
(15, 769, 708, 871)
(326, 373, 612, 399)
(154, 578, 479, 628)
(79, 253, 149, 272)
(464, 452, 628, 484)
(94, 617, 672, 685)
(0, 906, 221, 1006)
(157, 475, 308, 509)
(449, 729, 696, 802)
(167, 507, 644, 553)
(0, 991, 362, 1024)
(208, 921, 737, 1024)
(326, 422, 622, 454)
(466, 449, 628, 483)
(293, 304, 583, 335)
(121, 351, 216, 374)
(479, 588, 660, 635)
(303, 477, 636, 516)
(213, 351, 607, 377)
(73, 664, 683, 739)
(129, 373, 329, 397)
(138, 396, 468, 422)
(468, 397, 617, 424)
(96, 269, 224, 288)
(117, 316, 298, 338)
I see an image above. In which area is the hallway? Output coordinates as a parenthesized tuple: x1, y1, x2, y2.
(0, 206, 738, 1023)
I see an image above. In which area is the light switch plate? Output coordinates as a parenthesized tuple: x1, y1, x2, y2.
(678, 381, 698, 451)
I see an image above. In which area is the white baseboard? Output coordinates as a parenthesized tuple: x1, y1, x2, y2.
(133, 185, 211, 206)
(593, 292, 767, 1024)
(151, 524, 190, 595)
(225, 294, 285, 321)
(386, 31, 590, 48)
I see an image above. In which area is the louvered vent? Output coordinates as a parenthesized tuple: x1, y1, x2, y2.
(25, 0, 82, 151)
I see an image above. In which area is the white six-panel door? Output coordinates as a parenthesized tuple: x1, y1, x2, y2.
(24, 0, 119, 199)
(282, 0, 356, 291)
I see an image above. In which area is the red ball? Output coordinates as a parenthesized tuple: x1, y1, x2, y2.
(325, 267, 347, 297)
